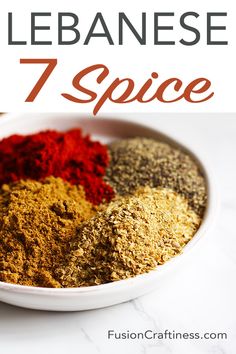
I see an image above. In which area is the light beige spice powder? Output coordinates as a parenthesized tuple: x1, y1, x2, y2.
(56, 186, 201, 287)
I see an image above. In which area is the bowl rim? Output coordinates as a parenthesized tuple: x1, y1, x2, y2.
(0, 113, 218, 295)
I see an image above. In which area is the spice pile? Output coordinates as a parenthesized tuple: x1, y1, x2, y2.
(105, 137, 206, 217)
(0, 177, 97, 287)
(0, 129, 114, 205)
(0, 128, 207, 288)
(56, 187, 200, 287)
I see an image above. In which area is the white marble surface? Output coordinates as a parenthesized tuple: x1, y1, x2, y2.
(0, 113, 235, 354)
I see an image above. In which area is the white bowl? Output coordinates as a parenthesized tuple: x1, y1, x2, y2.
(0, 113, 217, 311)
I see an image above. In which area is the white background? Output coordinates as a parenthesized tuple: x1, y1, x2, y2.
(0, 0, 235, 114)
(0, 113, 235, 354)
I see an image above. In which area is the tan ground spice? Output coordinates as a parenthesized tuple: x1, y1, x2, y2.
(0, 177, 97, 287)
(105, 138, 207, 217)
(56, 187, 200, 288)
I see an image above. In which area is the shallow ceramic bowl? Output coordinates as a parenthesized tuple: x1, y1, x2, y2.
(0, 113, 217, 311)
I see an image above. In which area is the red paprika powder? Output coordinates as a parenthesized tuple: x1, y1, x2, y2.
(0, 129, 114, 205)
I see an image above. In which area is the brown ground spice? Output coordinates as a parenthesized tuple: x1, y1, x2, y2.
(56, 187, 200, 288)
(0, 177, 97, 287)
(105, 138, 207, 217)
